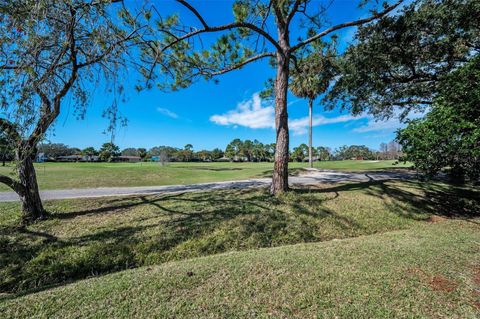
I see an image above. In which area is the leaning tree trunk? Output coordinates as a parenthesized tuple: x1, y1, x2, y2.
(271, 51, 290, 195)
(308, 99, 313, 168)
(17, 148, 46, 223)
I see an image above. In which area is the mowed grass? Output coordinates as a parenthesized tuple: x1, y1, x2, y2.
(0, 160, 410, 191)
(1, 179, 477, 296)
(1, 220, 479, 318)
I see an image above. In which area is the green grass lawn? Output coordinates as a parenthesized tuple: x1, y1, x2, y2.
(0, 160, 411, 191)
(1, 179, 477, 296)
(1, 220, 479, 318)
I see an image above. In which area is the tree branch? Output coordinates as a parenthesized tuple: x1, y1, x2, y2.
(0, 174, 24, 194)
(286, 0, 302, 26)
(0, 118, 21, 142)
(197, 52, 275, 76)
(28, 7, 79, 146)
(169, 0, 283, 53)
(272, 1, 286, 29)
(176, 0, 208, 28)
(289, 0, 404, 53)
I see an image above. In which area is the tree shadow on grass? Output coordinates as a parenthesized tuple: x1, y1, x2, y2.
(1, 179, 478, 298)
(293, 179, 480, 221)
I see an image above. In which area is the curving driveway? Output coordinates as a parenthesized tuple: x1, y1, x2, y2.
(0, 169, 414, 202)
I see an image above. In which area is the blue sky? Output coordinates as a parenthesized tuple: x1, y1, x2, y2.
(46, 0, 410, 152)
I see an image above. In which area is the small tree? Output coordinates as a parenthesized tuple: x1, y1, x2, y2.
(99, 142, 121, 162)
(137, 148, 147, 161)
(225, 139, 243, 161)
(316, 146, 331, 161)
(159, 149, 169, 166)
(289, 44, 337, 168)
(0, 0, 140, 223)
(211, 148, 224, 160)
(292, 144, 308, 162)
(398, 56, 480, 183)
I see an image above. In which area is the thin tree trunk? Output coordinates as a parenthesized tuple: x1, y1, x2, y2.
(271, 52, 290, 195)
(17, 149, 46, 223)
(308, 99, 313, 168)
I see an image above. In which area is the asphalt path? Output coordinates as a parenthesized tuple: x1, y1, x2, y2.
(0, 169, 413, 202)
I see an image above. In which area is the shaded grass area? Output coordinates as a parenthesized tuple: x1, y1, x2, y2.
(0, 160, 411, 191)
(1, 180, 477, 295)
(1, 220, 479, 318)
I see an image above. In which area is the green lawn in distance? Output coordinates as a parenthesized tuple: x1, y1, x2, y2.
(0, 160, 411, 191)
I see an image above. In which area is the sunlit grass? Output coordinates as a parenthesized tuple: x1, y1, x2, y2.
(1, 179, 476, 295)
(0, 160, 411, 191)
(1, 220, 478, 318)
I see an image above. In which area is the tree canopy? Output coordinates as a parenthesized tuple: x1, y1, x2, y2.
(325, 0, 480, 119)
(397, 55, 480, 182)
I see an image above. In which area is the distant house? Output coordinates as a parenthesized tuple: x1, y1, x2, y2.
(112, 156, 141, 163)
(36, 153, 46, 163)
(83, 155, 100, 162)
(57, 155, 83, 162)
(351, 156, 364, 161)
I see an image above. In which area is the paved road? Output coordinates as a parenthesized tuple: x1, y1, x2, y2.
(0, 170, 413, 202)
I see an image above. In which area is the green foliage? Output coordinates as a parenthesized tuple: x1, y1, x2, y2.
(0, 133, 14, 163)
(326, 0, 480, 119)
(397, 56, 480, 182)
(290, 42, 338, 101)
(292, 143, 308, 162)
(0, 0, 134, 139)
(316, 146, 331, 161)
(99, 142, 121, 162)
(38, 143, 79, 159)
(335, 145, 375, 160)
(82, 147, 98, 157)
(224, 138, 274, 162)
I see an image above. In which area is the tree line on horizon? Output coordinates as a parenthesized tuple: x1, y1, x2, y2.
(0, 138, 402, 164)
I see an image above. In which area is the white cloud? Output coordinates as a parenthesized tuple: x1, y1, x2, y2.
(353, 110, 427, 133)
(290, 114, 363, 135)
(157, 107, 178, 119)
(353, 117, 403, 133)
(210, 93, 275, 129)
(210, 93, 365, 135)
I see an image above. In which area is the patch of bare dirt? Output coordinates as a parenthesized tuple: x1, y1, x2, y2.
(427, 215, 448, 223)
(473, 267, 480, 285)
(429, 275, 458, 293)
(407, 268, 459, 293)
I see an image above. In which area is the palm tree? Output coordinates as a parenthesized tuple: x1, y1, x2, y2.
(290, 44, 337, 168)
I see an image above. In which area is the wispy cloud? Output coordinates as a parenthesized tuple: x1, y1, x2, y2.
(210, 93, 365, 135)
(210, 93, 275, 129)
(290, 114, 364, 135)
(157, 107, 179, 119)
(353, 109, 427, 133)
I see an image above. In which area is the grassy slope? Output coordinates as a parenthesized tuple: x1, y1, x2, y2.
(1, 180, 477, 295)
(1, 220, 479, 318)
(0, 160, 410, 191)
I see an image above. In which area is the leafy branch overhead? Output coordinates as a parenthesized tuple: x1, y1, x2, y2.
(0, 0, 145, 222)
(324, 0, 480, 119)
(134, 0, 403, 91)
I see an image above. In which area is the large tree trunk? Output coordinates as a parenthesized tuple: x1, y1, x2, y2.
(17, 149, 46, 223)
(271, 52, 290, 195)
(308, 99, 313, 168)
